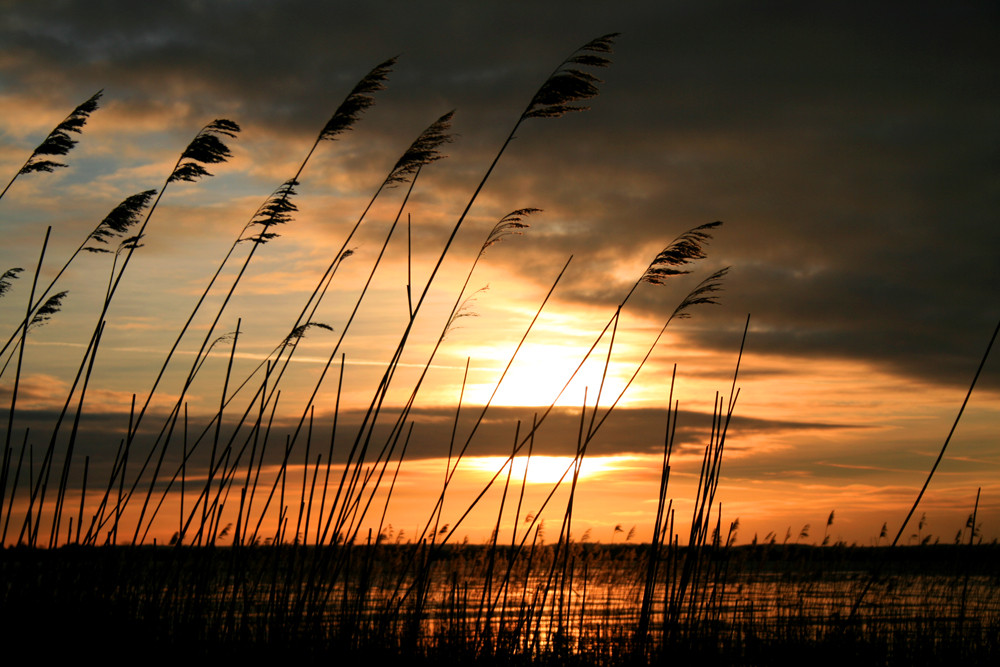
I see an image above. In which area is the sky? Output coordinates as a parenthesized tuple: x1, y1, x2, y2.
(0, 0, 997, 547)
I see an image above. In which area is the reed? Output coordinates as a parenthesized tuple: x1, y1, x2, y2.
(0, 90, 102, 201)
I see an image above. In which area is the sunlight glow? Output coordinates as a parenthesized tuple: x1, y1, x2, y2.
(461, 342, 635, 408)
(464, 454, 625, 485)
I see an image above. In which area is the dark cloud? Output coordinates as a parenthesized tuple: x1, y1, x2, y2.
(0, 402, 855, 486)
(2, 0, 997, 393)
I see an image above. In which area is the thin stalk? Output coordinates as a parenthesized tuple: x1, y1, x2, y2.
(413, 258, 573, 550)
(891, 317, 999, 547)
(194, 320, 240, 546)
(326, 35, 622, 544)
(49, 320, 105, 547)
(4, 228, 50, 460)
(316, 355, 344, 545)
(134, 113, 442, 544)
(81, 437, 124, 545)
(0, 190, 155, 369)
(851, 316, 1000, 617)
(73, 456, 90, 544)
(295, 407, 315, 544)
(1, 429, 28, 544)
(35, 121, 239, 544)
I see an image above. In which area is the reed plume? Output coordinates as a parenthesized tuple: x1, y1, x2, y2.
(0, 269, 23, 298)
(313, 34, 622, 554)
(481, 208, 538, 256)
(444, 286, 487, 338)
(167, 119, 241, 183)
(242, 179, 299, 245)
(120, 60, 397, 543)
(27, 291, 68, 331)
(668, 267, 729, 322)
(319, 58, 396, 141)
(0, 190, 156, 370)
(26, 117, 241, 545)
(384, 111, 455, 186)
(284, 322, 334, 345)
(522, 34, 618, 120)
(1, 91, 102, 200)
(84, 190, 158, 252)
(640, 221, 723, 285)
(116, 235, 145, 254)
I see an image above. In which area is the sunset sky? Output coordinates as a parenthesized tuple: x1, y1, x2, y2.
(1, 1, 997, 547)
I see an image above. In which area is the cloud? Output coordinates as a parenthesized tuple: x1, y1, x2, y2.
(3, 3, 997, 386)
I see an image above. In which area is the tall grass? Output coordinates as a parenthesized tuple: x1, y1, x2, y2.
(1, 35, 997, 665)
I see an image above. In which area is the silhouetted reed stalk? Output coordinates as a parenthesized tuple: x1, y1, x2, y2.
(433, 229, 727, 554)
(14, 119, 240, 546)
(256, 126, 452, 546)
(309, 35, 620, 559)
(433, 358, 472, 541)
(850, 315, 1000, 618)
(4, 229, 67, 547)
(76, 433, 124, 545)
(0, 190, 155, 371)
(475, 419, 521, 646)
(104, 36, 613, 556)
(17, 311, 107, 546)
(132, 109, 450, 551)
(202, 319, 240, 546)
(241, 375, 278, 546)
(338, 217, 558, 554)
(637, 365, 678, 645)
(315, 355, 344, 545)
(0, 430, 24, 543)
(122, 60, 393, 543)
(551, 396, 590, 641)
(376, 258, 572, 586)
(47, 320, 105, 547)
(3, 228, 49, 491)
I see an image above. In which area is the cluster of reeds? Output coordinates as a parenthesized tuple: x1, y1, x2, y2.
(1, 35, 997, 665)
(2, 538, 996, 663)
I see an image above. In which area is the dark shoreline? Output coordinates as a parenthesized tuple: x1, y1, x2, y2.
(4, 543, 997, 665)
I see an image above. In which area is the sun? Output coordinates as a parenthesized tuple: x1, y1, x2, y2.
(460, 343, 636, 408)
(465, 455, 618, 485)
